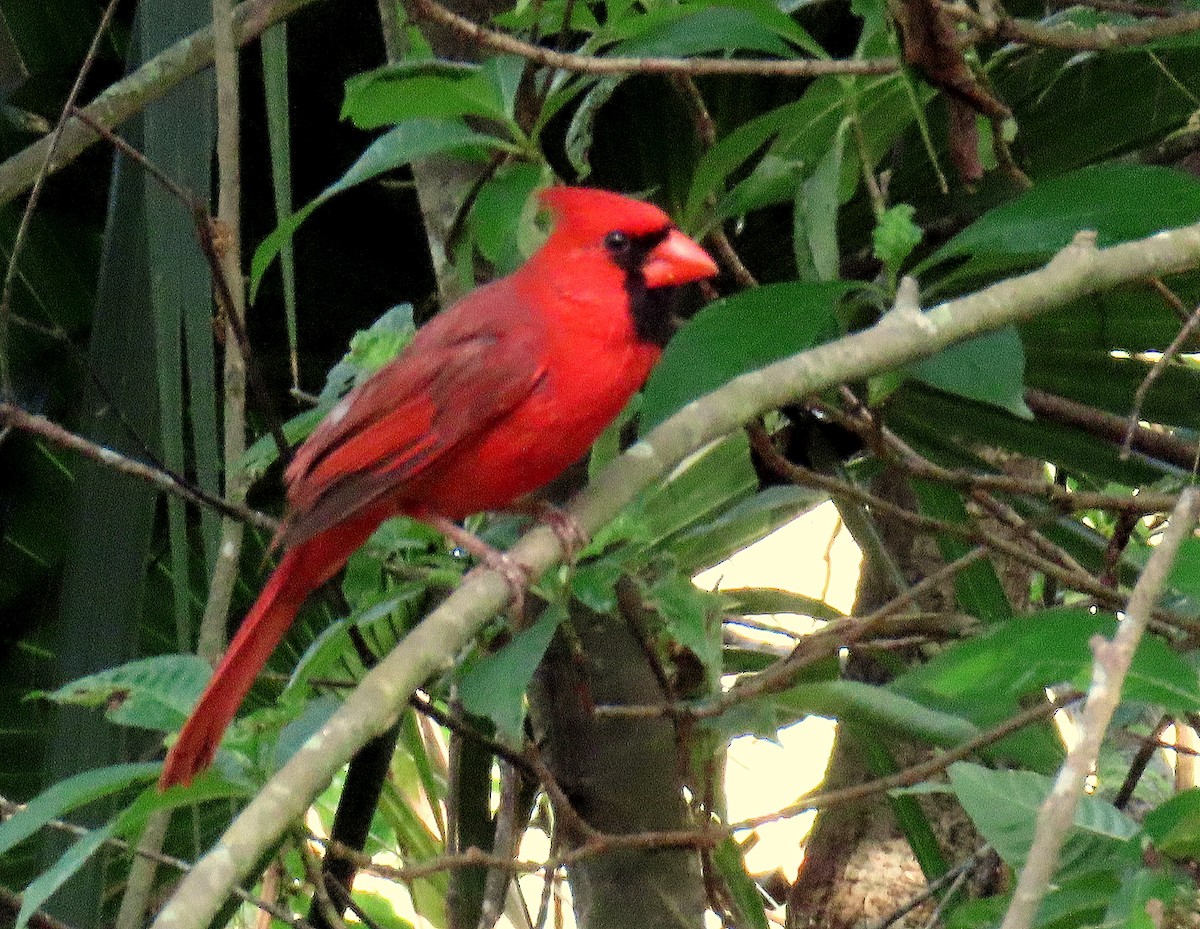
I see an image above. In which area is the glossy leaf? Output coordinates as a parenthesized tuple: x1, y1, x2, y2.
(911, 327, 1032, 420)
(947, 762, 1137, 878)
(250, 120, 502, 297)
(640, 282, 853, 432)
(459, 605, 565, 741)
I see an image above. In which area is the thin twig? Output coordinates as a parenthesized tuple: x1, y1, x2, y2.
(201, 0, 250, 665)
(407, 0, 899, 77)
(998, 489, 1200, 929)
(0, 401, 278, 530)
(945, 1, 1200, 49)
(1121, 299, 1200, 459)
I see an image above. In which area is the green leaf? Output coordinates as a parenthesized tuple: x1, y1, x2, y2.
(1143, 788, 1200, 860)
(571, 557, 625, 614)
(15, 824, 112, 929)
(640, 282, 853, 432)
(565, 76, 621, 181)
(772, 680, 979, 745)
(946, 762, 1137, 878)
(911, 480, 1013, 625)
(459, 605, 565, 741)
(1101, 867, 1179, 929)
(892, 608, 1200, 768)
(912, 327, 1033, 419)
(40, 656, 212, 732)
(470, 163, 547, 275)
(720, 587, 844, 621)
(0, 764, 160, 858)
(1166, 537, 1200, 601)
(644, 573, 721, 675)
(607, 6, 797, 59)
(341, 61, 503, 129)
(250, 120, 501, 298)
(872, 203, 922, 276)
(793, 119, 848, 282)
(712, 838, 769, 929)
(920, 165, 1200, 293)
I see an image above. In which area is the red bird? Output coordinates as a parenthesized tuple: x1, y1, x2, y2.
(158, 187, 717, 788)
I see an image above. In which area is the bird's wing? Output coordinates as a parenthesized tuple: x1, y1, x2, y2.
(279, 282, 546, 548)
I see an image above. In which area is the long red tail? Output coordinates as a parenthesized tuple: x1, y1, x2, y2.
(158, 513, 380, 789)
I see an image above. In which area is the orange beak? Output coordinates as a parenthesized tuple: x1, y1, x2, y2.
(642, 229, 718, 288)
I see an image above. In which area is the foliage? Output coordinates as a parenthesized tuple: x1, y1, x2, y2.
(5, 0, 1200, 927)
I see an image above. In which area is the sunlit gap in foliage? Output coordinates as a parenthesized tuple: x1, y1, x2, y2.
(695, 503, 860, 883)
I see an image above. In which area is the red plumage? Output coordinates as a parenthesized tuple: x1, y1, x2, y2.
(158, 187, 717, 789)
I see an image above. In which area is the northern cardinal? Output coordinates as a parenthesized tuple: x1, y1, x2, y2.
(158, 186, 718, 788)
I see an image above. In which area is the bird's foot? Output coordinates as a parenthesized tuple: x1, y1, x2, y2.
(507, 500, 589, 560)
(427, 516, 532, 616)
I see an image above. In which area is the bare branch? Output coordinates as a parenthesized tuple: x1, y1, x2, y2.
(999, 489, 1200, 929)
(0, 401, 278, 531)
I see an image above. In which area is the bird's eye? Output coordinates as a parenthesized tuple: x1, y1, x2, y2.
(604, 231, 631, 253)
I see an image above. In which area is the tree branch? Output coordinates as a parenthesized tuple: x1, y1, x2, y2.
(0, 0, 321, 209)
(148, 223, 1200, 929)
(407, 0, 899, 77)
(0, 401, 278, 531)
(998, 488, 1200, 929)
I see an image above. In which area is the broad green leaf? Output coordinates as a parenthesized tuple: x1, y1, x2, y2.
(1166, 538, 1200, 601)
(341, 61, 502, 128)
(686, 99, 801, 225)
(319, 304, 416, 403)
(644, 573, 721, 675)
(0, 764, 159, 857)
(773, 680, 979, 745)
(41, 656, 212, 731)
(720, 587, 843, 621)
(1101, 867, 1179, 929)
(607, 6, 797, 59)
(887, 384, 1171, 492)
(565, 76, 621, 180)
(911, 327, 1032, 420)
(471, 163, 547, 275)
(717, 74, 926, 220)
(349, 893, 418, 929)
(250, 120, 502, 298)
(670, 484, 827, 574)
(892, 608, 1200, 767)
(1143, 788, 1200, 860)
(946, 762, 1137, 877)
(919, 165, 1200, 292)
(571, 557, 625, 614)
(640, 282, 853, 432)
(459, 605, 565, 741)
(911, 480, 1013, 625)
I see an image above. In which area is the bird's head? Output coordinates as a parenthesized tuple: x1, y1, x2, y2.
(531, 186, 718, 346)
(538, 186, 718, 288)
